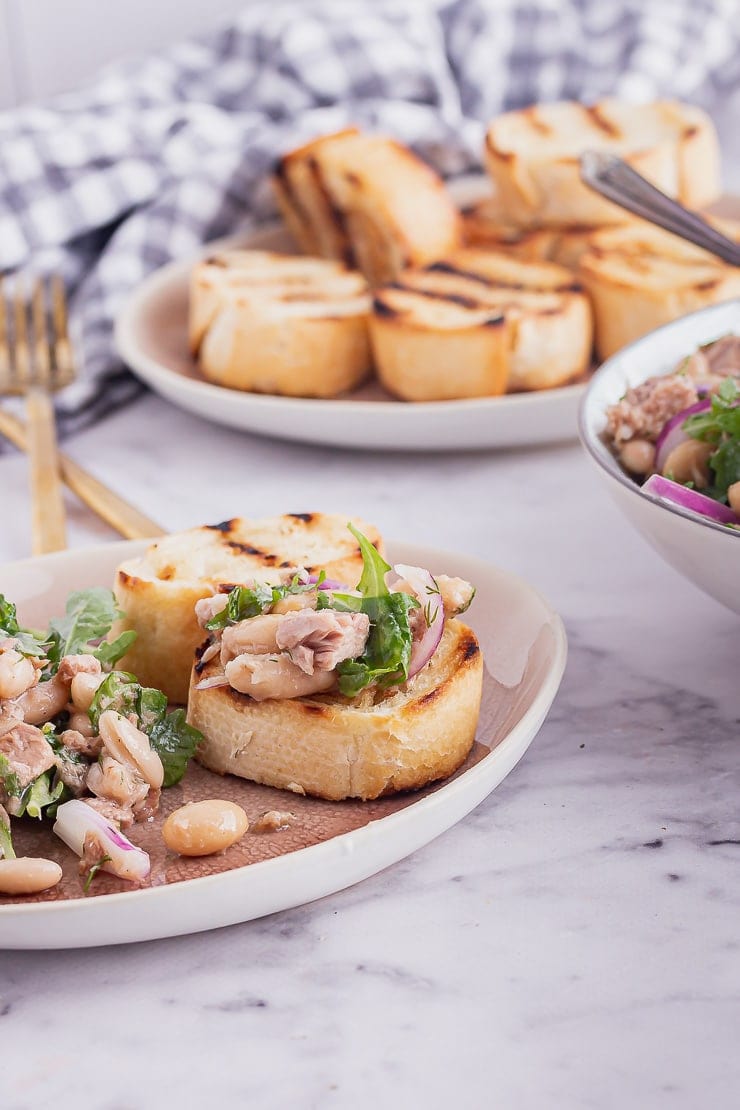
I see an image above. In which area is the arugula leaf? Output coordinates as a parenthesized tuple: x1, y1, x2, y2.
(0, 815, 15, 860)
(17, 772, 65, 820)
(0, 594, 49, 658)
(684, 379, 740, 500)
(148, 709, 203, 789)
(88, 671, 140, 729)
(46, 588, 136, 669)
(89, 671, 201, 787)
(336, 525, 417, 698)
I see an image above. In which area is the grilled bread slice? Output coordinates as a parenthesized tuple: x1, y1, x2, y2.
(272, 129, 461, 286)
(189, 619, 483, 801)
(461, 196, 612, 270)
(484, 100, 720, 228)
(190, 250, 371, 397)
(370, 249, 592, 399)
(112, 514, 384, 704)
(578, 220, 740, 360)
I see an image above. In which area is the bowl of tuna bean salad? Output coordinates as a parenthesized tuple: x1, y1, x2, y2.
(579, 298, 740, 614)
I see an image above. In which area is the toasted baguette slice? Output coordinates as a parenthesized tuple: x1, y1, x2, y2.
(370, 249, 592, 398)
(190, 250, 371, 397)
(273, 130, 461, 286)
(484, 99, 720, 228)
(578, 220, 740, 360)
(189, 619, 483, 801)
(112, 514, 383, 704)
(462, 196, 613, 269)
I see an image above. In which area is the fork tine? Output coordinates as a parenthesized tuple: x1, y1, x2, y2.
(51, 274, 75, 388)
(13, 276, 30, 389)
(0, 276, 10, 394)
(31, 277, 51, 388)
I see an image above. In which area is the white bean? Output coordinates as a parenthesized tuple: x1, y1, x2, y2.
(0, 651, 37, 700)
(163, 800, 248, 857)
(70, 671, 105, 712)
(662, 439, 713, 487)
(0, 857, 62, 895)
(98, 710, 164, 790)
(619, 438, 655, 476)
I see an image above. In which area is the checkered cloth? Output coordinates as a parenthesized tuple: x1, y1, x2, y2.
(1, 0, 739, 435)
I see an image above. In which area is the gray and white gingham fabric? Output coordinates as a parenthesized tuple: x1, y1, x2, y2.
(1, 0, 739, 434)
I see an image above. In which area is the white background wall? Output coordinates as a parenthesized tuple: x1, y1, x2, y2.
(0, 0, 252, 108)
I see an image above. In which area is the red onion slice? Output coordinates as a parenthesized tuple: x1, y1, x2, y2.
(643, 474, 740, 527)
(392, 563, 445, 678)
(53, 799, 151, 882)
(307, 575, 351, 591)
(654, 398, 711, 472)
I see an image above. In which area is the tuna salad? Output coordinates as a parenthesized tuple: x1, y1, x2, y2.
(0, 589, 202, 889)
(604, 335, 740, 529)
(194, 525, 476, 703)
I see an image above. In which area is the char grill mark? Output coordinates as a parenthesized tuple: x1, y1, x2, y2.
(372, 296, 399, 318)
(583, 103, 620, 138)
(288, 513, 315, 523)
(226, 540, 263, 557)
(307, 156, 356, 269)
(206, 519, 236, 533)
(524, 106, 552, 136)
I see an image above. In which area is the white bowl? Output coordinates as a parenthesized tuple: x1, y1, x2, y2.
(579, 299, 740, 614)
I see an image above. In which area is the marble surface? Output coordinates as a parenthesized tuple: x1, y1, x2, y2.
(0, 395, 738, 1110)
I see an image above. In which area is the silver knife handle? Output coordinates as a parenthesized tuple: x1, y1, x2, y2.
(580, 150, 740, 267)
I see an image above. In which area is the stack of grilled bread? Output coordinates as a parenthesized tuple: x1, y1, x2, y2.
(190, 98, 730, 398)
(466, 98, 730, 361)
(190, 250, 372, 396)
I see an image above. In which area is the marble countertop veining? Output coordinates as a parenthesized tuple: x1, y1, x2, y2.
(0, 395, 738, 1110)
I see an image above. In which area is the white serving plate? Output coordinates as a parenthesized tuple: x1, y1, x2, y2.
(579, 298, 740, 614)
(114, 178, 589, 452)
(0, 538, 566, 949)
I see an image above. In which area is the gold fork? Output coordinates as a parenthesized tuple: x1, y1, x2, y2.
(0, 275, 74, 554)
(0, 275, 165, 547)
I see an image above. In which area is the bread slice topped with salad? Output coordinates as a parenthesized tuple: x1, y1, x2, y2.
(188, 525, 483, 801)
(272, 128, 462, 286)
(369, 248, 592, 399)
(484, 99, 720, 228)
(190, 249, 372, 397)
(112, 513, 383, 705)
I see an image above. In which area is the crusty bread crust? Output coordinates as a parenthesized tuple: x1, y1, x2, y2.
(273, 130, 461, 285)
(112, 514, 384, 704)
(190, 249, 371, 397)
(484, 99, 720, 228)
(189, 620, 483, 801)
(370, 249, 592, 398)
(578, 221, 740, 360)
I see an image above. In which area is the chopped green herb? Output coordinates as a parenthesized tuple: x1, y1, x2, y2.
(335, 525, 418, 698)
(83, 855, 112, 893)
(0, 594, 49, 658)
(46, 588, 136, 670)
(89, 672, 201, 787)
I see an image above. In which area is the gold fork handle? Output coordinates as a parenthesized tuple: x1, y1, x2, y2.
(0, 408, 164, 540)
(26, 389, 67, 554)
